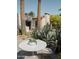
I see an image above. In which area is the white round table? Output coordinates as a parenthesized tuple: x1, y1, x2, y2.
(19, 38, 47, 51)
(19, 38, 47, 59)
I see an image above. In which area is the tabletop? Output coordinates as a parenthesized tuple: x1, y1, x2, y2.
(19, 38, 47, 52)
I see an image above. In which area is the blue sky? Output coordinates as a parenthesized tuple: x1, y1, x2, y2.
(17, 0, 61, 16)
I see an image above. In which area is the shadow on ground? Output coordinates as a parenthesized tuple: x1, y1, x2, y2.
(17, 50, 60, 59)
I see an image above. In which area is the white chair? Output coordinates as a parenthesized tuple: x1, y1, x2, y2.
(37, 48, 52, 54)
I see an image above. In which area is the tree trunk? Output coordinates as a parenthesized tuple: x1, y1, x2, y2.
(37, 0, 41, 30)
(17, 14, 20, 35)
(20, 0, 26, 35)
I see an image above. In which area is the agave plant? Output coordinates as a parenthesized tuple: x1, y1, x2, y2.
(31, 23, 58, 48)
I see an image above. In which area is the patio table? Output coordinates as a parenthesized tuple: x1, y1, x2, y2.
(19, 38, 47, 59)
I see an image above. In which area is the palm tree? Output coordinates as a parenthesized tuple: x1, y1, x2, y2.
(37, 0, 41, 30)
(28, 11, 35, 17)
(17, 14, 19, 35)
(20, 0, 26, 35)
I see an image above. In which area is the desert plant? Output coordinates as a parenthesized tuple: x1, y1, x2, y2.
(31, 23, 58, 48)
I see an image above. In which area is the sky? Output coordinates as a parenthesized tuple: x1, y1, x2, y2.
(17, 0, 61, 16)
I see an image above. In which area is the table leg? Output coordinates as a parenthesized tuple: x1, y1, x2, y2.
(32, 51, 35, 55)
